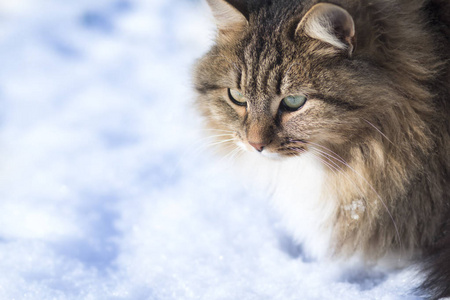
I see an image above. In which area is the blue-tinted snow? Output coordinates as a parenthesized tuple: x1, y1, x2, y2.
(0, 0, 424, 299)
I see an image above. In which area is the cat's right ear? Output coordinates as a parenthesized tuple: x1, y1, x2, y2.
(296, 3, 356, 56)
(206, 0, 248, 41)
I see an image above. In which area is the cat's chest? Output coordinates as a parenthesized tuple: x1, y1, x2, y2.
(242, 153, 338, 259)
(272, 154, 337, 259)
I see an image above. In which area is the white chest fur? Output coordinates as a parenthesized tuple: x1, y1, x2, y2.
(238, 152, 414, 270)
(239, 153, 337, 260)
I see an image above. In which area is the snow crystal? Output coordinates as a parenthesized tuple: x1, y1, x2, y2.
(344, 199, 366, 220)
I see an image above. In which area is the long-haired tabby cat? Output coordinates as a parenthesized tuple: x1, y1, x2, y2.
(193, 0, 450, 298)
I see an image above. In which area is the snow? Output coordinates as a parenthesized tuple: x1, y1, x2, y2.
(0, 0, 424, 299)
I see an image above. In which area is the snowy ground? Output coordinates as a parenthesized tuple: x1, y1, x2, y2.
(0, 1, 424, 299)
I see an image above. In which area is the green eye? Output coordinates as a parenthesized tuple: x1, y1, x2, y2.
(282, 95, 307, 111)
(228, 89, 247, 106)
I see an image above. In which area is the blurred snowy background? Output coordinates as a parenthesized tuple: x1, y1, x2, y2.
(0, 0, 422, 299)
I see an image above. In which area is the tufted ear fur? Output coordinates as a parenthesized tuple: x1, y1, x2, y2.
(296, 3, 356, 55)
(206, 0, 248, 39)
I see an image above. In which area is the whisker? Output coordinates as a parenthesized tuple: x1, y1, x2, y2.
(279, 146, 306, 156)
(309, 143, 402, 248)
(200, 128, 235, 133)
(169, 132, 235, 182)
(310, 145, 383, 204)
(303, 141, 347, 165)
(288, 138, 308, 144)
(287, 147, 305, 152)
(206, 138, 236, 147)
(223, 147, 244, 163)
(363, 118, 396, 147)
(198, 134, 235, 140)
(310, 148, 369, 202)
(186, 139, 237, 158)
(310, 152, 339, 176)
(179, 137, 237, 168)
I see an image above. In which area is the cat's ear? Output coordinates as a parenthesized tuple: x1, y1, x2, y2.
(296, 3, 355, 55)
(206, 0, 248, 39)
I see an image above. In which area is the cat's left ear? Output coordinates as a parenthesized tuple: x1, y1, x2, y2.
(296, 3, 355, 56)
(206, 0, 248, 40)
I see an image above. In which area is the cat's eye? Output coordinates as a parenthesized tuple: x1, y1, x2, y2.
(281, 95, 307, 111)
(228, 88, 247, 106)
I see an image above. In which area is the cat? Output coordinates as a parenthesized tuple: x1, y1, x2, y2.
(193, 0, 450, 298)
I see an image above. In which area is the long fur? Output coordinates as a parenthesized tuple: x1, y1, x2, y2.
(193, 0, 450, 298)
(421, 219, 450, 299)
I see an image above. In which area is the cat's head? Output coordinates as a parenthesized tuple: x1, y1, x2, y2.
(193, 0, 433, 161)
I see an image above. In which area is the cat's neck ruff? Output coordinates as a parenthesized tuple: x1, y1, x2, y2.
(236, 152, 414, 268)
(238, 152, 337, 260)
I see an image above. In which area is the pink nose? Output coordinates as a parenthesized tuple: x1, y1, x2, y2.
(249, 142, 267, 152)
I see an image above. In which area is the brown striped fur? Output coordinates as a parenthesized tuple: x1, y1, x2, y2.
(193, 0, 450, 298)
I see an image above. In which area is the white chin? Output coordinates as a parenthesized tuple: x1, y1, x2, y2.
(235, 141, 285, 160)
(260, 151, 283, 160)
